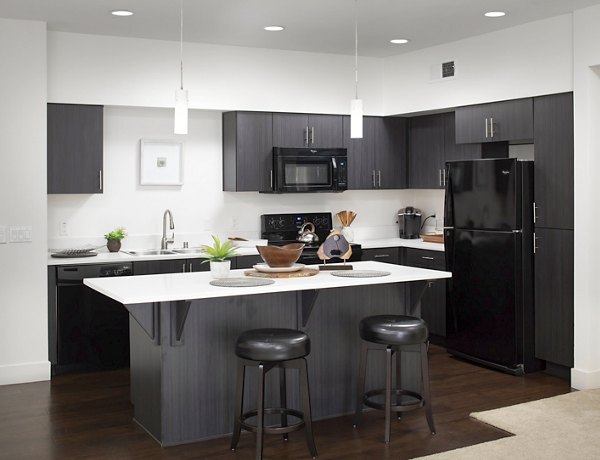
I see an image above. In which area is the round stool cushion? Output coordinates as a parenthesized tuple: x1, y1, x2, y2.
(359, 315, 428, 346)
(235, 328, 310, 362)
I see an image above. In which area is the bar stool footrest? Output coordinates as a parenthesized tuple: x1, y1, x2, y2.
(239, 407, 306, 435)
(363, 388, 424, 412)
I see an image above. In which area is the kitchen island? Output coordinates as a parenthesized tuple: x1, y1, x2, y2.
(84, 261, 451, 446)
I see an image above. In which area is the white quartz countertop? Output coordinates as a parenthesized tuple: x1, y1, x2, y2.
(84, 260, 451, 305)
(359, 238, 445, 252)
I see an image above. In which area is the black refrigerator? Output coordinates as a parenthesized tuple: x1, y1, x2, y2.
(444, 158, 542, 375)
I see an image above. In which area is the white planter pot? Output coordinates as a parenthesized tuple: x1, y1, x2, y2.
(210, 260, 231, 279)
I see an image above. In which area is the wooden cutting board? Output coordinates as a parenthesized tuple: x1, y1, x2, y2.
(420, 233, 444, 244)
(244, 268, 320, 278)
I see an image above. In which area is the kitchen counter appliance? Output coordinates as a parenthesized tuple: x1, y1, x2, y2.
(398, 206, 422, 239)
(444, 158, 542, 375)
(271, 147, 348, 193)
(261, 212, 361, 264)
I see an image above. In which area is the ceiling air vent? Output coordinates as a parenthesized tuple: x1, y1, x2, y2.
(430, 60, 456, 82)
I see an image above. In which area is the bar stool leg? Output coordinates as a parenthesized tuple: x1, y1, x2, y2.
(395, 349, 402, 420)
(353, 341, 369, 428)
(230, 361, 246, 451)
(384, 346, 393, 444)
(279, 365, 288, 441)
(299, 358, 318, 458)
(256, 363, 266, 460)
(420, 342, 436, 435)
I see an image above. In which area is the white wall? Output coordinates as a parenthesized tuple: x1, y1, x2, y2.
(0, 18, 49, 384)
(48, 106, 420, 249)
(383, 15, 574, 115)
(48, 32, 385, 115)
(572, 5, 600, 389)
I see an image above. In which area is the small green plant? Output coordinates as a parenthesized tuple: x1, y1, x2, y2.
(104, 227, 127, 241)
(200, 235, 237, 262)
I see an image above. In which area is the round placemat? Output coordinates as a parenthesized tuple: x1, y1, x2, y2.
(209, 277, 275, 287)
(330, 270, 391, 278)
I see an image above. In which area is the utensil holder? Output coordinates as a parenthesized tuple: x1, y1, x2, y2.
(341, 226, 354, 243)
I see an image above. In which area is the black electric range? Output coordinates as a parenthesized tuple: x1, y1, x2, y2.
(260, 212, 362, 264)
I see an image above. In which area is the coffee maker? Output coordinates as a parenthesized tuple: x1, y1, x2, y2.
(398, 207, 422, 239)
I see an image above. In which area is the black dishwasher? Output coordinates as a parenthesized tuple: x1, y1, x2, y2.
(52, 263, 132, 375)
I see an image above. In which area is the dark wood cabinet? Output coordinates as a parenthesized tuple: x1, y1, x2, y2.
(133, 258, 209, 275)
(233, 255, 263, 269)
(403, 248, 446, 341)
(533, 93, 574, 230)
(273, 113, 343, 148)
(455, 98, 533, 144)
(344, 116, 407, 190)
(534, 228, 574, 367)
(47, 103, 103, 194)
(409, 112, 482, 189)
(222, 111, 273, 192)
(361, 247, 400, 265)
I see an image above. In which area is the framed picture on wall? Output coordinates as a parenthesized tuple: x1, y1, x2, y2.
(140, 139, 183, 185)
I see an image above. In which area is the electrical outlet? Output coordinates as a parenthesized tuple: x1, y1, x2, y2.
(0, 226, 6, 244)
(59, 221, 68, 236)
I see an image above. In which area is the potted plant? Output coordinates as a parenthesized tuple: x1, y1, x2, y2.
(201, 235, 237, 278)
(104, 227, 127, 253)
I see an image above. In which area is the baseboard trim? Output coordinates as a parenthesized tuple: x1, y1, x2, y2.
(571, 367, 600, 390)
(0, 361, 51, 385)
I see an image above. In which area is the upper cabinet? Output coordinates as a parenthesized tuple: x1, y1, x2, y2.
(47, 103, 103, 194)
(533, 92, 574, 230)
(223, 111, 273, 192)
(409, 112, 482, 189)
(273, 113, 343, 148)
(344, 116, 407, 190)
(455, 98, 533, 144)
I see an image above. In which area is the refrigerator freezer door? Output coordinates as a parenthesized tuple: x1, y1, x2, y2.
(446, 229, 521, 369)
(447, 159, 521, 230)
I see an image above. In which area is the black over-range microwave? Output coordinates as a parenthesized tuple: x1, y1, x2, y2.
(271, 147, 348, 193)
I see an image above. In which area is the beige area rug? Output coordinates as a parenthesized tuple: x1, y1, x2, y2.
(416, 389, 600, 459)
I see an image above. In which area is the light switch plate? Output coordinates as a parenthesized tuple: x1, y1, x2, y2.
(8, 226, 32, 243)
(0, 226, 6, 244)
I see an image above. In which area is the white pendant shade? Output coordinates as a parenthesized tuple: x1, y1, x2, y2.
(350, 98, 363, 138)
(174, 88, 188, 134)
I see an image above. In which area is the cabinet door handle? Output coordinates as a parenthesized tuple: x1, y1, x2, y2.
(439, 169, 443, 187)
(533, 202, 538, 224)
(421, 256, 435, 260)
(377, 170, 381, 188)
(372, 170, 376, 188)
(189, 263, 193, 272)
(182, 263, 186, 272)
(490, 117, 495, 138)
(533, 233, 539, 254)
(373, 254, 390, 258)
(304, 126, 309, 146)
(99, 170, 103, 191)
(310, 127, 315, 145)
(270, 169, 273, 189)
(442, 168, 446, 187)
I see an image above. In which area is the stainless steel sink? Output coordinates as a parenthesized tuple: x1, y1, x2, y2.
(171, 248, 203, 254)
(125, 249, 177, 256)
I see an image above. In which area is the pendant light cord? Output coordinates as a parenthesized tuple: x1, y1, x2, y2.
(354, 0, 358, 100)
(179, 0, 184, 90)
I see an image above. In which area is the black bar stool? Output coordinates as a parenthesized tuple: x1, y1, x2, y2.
(353, 315, 435, 443)
(230, 328, 317, 459)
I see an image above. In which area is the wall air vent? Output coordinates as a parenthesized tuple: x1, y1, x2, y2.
(430, 60, 456, 82)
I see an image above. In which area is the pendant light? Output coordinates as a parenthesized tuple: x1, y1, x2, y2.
(350, 0, 363, 138)
(174, 0, 188, 134)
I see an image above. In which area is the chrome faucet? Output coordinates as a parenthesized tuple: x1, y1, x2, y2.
(161, 209, 175, 249)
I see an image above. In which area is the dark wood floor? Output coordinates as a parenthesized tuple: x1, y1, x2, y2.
(0, 346, 570, 460)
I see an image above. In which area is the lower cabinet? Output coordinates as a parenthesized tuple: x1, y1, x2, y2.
(361, 248, 400, 265)
(403, 248, 446, 344)
(534, 228, 574, 368)
(132, 259, 209, 275)
(233, 255, 264, 269)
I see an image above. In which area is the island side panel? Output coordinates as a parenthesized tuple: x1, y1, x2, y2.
(303, 283, 420, 420)
(159, 293, 298, 445)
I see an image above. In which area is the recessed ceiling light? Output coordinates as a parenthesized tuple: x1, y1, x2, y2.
(264, 26, 285, 32)
(111, 10, 134, 17)
(390, 39, 409, 44)
(484, 11, 506, 18)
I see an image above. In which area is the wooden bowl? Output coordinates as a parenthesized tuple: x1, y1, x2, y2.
(256, 243, 304, 267)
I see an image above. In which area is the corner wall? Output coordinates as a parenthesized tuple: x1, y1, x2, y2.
(0, 18, 49, 384)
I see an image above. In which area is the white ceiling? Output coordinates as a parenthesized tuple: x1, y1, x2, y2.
(1, 0, 599, 57)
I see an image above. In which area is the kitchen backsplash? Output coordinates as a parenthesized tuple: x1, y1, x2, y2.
(47, 106, 444, 250)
